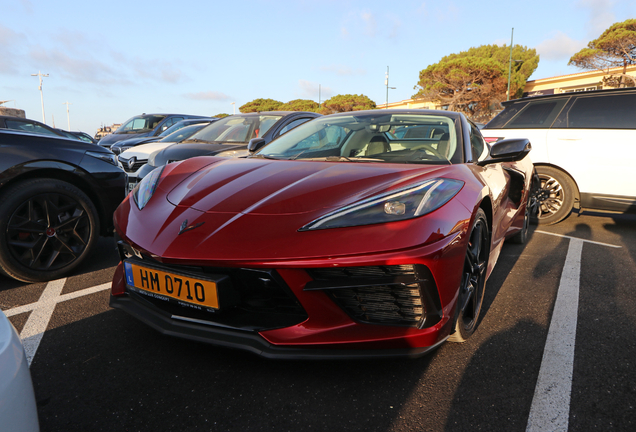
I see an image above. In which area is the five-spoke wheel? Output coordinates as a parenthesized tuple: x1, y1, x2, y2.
(0, 179, 98, 283)
(449, 208, 490, 342)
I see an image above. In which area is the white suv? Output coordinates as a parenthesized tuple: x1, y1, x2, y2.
(481, 88, 636, 224)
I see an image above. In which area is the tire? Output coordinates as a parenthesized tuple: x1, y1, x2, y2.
(510, 198, 530, 244)
(0, 179, 99, 283)
(531, 166, 576, 225)
(449, 208, 490, 343)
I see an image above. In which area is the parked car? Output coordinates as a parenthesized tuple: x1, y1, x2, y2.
(0, 115, 76, 140)
(131, 111, 321, 188)
(67, 131, 98, 144)
(0, 129, 127, 282)
(0, 309, 39, 432)
(97, 113, 209, 148)
(110, 109, 533, 359)
(481, 87, 636, 224)
(110, 117, 217, 155)
(118, 123, 219, 193)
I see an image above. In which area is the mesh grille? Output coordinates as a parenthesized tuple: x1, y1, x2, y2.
(306, 265, 429, 328)
(329, 283, 424, 327)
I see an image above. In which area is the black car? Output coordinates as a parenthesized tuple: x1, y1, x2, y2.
(0, 115, 76, 139)
(97, 113, 210, 148)
(110, 117, 217, 155)
(136, 111, 320, 181)
(0, 129, 127, 282)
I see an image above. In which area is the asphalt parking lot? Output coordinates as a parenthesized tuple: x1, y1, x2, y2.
(1, 210, 635, 432)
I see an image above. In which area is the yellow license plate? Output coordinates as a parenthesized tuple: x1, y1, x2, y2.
(124, 261, 219, 309)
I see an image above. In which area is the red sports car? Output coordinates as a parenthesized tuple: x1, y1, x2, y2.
(110, 110, 533, 359)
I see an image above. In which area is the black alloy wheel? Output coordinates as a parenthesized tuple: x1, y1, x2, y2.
(531, 166, 576, 225)
(449, 208, 490, 343)
(0, 179, 98, 283)
(510, 196, 530, 244)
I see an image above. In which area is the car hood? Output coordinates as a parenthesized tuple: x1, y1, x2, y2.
(120, 141, 179, 160)
(153, 142, 247, 165)
(115, 136, 159, 147)
(118, 157, 473, 261)
(165, 158, 450, 216)
(99, 131, 150, 146)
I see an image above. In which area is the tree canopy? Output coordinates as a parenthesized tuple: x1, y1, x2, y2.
(213, 113, 230, 118)
(412, 44, 539, 121)
(568, 19, 636, 87)
(239, 98, 283, 113)
(277, 99, 320, 112)
(319, 94, 376, 114)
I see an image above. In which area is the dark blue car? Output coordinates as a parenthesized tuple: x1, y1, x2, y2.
(97, 113, 209, 148)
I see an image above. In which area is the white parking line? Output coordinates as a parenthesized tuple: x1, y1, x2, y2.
(526, 239, 582, 432)
(526, 231, 620, 432)
(4, 281, 111, 366)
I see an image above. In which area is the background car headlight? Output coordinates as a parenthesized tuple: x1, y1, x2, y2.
(216, 149, 249, 158)
(133, 166, 164, 210)
(85, 150, 118, 166)
(299, 178, 464, 231)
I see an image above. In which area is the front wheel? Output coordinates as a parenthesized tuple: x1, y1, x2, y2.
(449, 208, 490, 343)
(0, 179, 99, 283)
(531, 166, 576, 225)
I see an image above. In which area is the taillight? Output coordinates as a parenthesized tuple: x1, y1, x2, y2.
(483, 137, 502, 144)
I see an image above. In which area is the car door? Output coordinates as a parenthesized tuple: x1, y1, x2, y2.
(546, 92, 636, 199)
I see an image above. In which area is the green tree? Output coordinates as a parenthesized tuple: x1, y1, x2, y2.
(239, 98, 283, 113)
(319, 94, 376, 114)
(213, 113, 230, 118)
(413, 44, 539, 121)
(278, 99, 320, 112)
(568, 19, 636, 87)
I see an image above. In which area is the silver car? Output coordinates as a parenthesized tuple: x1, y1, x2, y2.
(0, 309, 39, 432)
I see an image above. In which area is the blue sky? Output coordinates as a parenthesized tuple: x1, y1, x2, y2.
(1, 0, 634, 135)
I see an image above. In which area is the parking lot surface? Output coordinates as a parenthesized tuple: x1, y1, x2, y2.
(1, 211, 634, 432)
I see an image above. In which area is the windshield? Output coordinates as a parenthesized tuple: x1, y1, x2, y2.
(116, 115, 166, 134)
(159, 124, 207, 143)
(186, 114, 282, 144)
(255, 112, 461, 164)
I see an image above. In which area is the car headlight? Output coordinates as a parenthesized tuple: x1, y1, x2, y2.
(133, 166, 164, 210)
(85, 150, 118, 166)
(299, 178, 464, 231)
(216, 149, 249, 158)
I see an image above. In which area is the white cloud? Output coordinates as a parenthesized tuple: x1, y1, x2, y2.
(535, 32, 587, 61)
(319, 64, 366, 76)
(577, 0, 617, 37)
(0, 25, 24, 74)
(185, 91, 231, 101)
(298, 80, 332, 99)
(361, 11, 377, 37)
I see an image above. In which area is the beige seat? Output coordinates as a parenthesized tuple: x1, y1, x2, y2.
(365, 135, 390, 156)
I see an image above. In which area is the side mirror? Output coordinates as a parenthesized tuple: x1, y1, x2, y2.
(248, 138, 267, 153)
(479, 138, 531, 165)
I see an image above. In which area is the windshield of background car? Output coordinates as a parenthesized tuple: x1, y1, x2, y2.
(159, 124, 207, 142)
(256, 113, 461, 164)
(116, 115, 167, 134)
(187, 115, 282, 143)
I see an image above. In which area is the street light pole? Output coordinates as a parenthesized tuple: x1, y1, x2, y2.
(507, 28, 514, 101)
(63, 101, 72, 130)
(31, 71, 49, 124)
(231, 102, 236, 115)
(385, 66, 396, 109)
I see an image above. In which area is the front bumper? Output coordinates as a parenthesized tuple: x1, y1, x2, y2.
(110, 293, 446, 359)
(109, 229, 465, 359)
